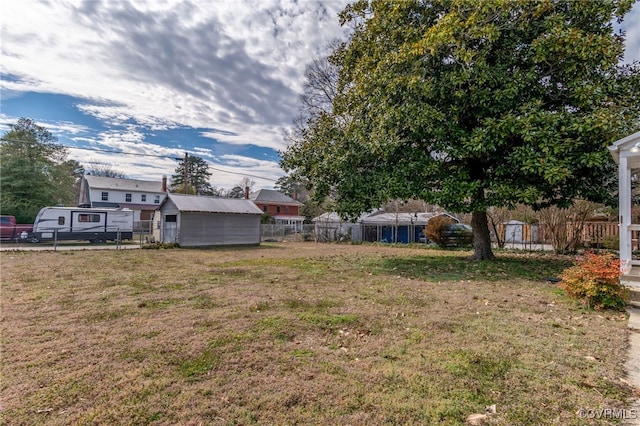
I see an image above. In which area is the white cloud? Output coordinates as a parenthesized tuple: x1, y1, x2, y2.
(1, 0, 349, 153)
(622, 4, 640, 63)
(2, 0, 638, 192)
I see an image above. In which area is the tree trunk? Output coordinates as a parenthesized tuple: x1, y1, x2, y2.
(470, 209, 495, 260)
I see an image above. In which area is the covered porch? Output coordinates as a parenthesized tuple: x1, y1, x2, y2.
(609, 130, 640, 288)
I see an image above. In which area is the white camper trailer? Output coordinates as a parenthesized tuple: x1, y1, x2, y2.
(32, 207, 134, 243)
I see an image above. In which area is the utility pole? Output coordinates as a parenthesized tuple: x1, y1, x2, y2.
(183, 152, 188, 194)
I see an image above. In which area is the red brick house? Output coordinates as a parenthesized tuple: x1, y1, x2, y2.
(248, 189, 304, 230)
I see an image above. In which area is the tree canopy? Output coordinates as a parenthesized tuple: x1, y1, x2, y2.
(170, 154, 215, 195)
(0, 118, 79, 223)
(227, 177, 255, 199)
(281, 0, 640, 260)
(84, 162, 128, 179)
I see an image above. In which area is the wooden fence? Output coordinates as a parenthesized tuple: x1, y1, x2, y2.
(577, 222, 619, 247)
(494, 222, 620, 248)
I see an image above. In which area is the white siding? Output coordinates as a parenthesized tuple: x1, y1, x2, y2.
(89, 188, 162, 207)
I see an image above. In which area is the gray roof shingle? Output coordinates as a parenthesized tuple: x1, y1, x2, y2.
(248, 189, 302, 205)
(84, 175, 164, 192)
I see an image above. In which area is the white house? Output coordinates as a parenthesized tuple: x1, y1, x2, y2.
(78, 175, 168, 224)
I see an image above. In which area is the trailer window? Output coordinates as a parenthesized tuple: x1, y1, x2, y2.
(78, 214, 101, 222)
(58, 216, 65, 225)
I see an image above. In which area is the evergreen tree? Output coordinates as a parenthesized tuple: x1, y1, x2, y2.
(170, 154, 215, 195)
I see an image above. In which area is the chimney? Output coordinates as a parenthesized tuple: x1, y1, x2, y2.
(162, 175, 167, 192)
(245, 186, 250, 200)
(292, 192, 297, 201)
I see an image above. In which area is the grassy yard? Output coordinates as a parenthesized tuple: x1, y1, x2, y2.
(0, 242, 635, 425)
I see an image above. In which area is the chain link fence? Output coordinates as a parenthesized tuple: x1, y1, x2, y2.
(261, 224, 317, 242)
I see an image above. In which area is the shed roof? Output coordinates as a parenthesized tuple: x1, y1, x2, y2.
(84, 175, 164, 193)
(163, 193, 263, 215)
(249, 189, 302, 206)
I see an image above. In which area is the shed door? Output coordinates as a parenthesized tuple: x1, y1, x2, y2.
(163, 214, 178, 243)
(506, 224, 523, 243)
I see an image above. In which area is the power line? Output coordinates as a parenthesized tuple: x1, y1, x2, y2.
(0, 137, 279, 182)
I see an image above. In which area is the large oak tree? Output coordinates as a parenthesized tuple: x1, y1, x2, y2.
(281, 0, 640, 259)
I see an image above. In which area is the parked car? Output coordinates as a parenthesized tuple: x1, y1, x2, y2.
(0, 215, 34, 241)
(441, 223, 473, 247)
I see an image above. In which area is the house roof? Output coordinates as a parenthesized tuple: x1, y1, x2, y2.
(608, 130, 640, 168)
(313, 212, 345, 222)
(117, 203, 160, 211)
(273, 215, 305, 221)
(248, 189, 302, 206)
(359, 211, 436, 226)
(312, 211, 371, 223)
(162, 193, 263, 215)
(84, 175, 164, 193)
(314, 211, 459, 226)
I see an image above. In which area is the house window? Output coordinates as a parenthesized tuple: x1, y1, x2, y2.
(277, 206, 281, 213)
(263, 206, 267, 212)
(165, 215, 177, 222)
(154, 195, 161, 204)
(101, 192, 108, 201)
(141, 194, 147, 202)
(125, 193, 132, 202)
(285, 206, 289, 213)
(78, 214, 101, 222)
(58, 216, 65, 225)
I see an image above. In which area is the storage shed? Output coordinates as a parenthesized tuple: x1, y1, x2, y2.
(154, 193, 263, 247)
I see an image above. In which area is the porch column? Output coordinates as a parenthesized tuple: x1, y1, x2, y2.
(619, 155, 632, 271)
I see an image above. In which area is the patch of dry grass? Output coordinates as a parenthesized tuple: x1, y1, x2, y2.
(0, 242, 634, 425)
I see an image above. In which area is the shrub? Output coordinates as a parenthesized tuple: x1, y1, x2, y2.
(602, 235, 619, 251)
(425, 216, 454, 246)
(142, 242, 180, 249)
(558, 252, 628, 310)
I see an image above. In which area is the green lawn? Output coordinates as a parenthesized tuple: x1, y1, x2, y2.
(0, 243, 633, 425)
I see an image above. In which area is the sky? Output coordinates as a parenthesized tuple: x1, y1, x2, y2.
(1, 1, 639, 192)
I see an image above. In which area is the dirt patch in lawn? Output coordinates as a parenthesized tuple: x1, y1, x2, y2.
(0, 242, 634, 425)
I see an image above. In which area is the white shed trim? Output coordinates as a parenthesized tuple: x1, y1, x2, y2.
(609, 131, 640, 287)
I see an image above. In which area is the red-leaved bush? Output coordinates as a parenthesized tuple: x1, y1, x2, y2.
(559, 252, 628, 310)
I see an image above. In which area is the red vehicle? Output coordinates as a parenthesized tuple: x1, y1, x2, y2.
(0, 215, 34, 241)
